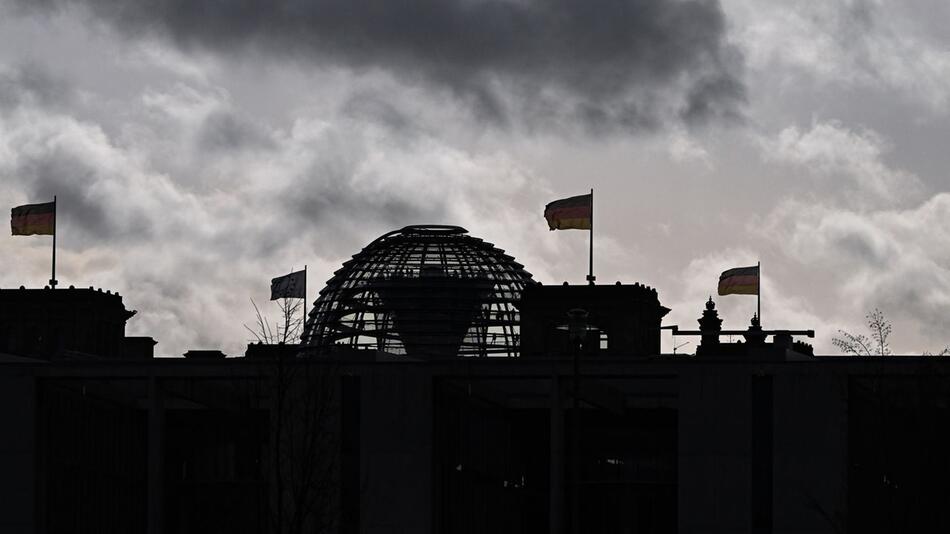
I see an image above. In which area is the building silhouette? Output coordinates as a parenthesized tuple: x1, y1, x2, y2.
(1, 225, 949, 533)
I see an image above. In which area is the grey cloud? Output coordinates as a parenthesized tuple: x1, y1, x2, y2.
(0, 63, 73, 112)
(0, 63, 132, 242)
(11, 133, 160, 245)
(341, 92, 415, 136)
(680, 74, 746, 125)
(726, 0, 950, 112)
(198, 111, 277, 152)
(760, 194, 950, 353)
(22, 153, 114, 239)
(285, 171, 448, 258)
(858, 263, 950, 351)
(834, 231, 892, 268)
(19, 0, 745, 132)
(762, 121, 921, 207)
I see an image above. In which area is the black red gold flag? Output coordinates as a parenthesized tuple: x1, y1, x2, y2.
(543, 194, 592, 230)
(718, 265, 760, 296)
(11, 202, 55, 236)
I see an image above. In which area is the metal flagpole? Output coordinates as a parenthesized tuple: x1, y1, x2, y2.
(303, 264, 308, 330)
(756, 261, 762, 325)
(587, 188, 595, 285)
(50, 195, 57, 289)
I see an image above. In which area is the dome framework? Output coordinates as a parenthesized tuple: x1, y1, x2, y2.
(302, 225, 536, 358)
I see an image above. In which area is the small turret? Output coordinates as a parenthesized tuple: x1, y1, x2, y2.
(698, 297, 723, 349)
(744, 313, 766, 346)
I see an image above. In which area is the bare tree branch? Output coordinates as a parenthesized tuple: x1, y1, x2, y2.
(245, 297, 305, 345)
(243, 295, 339, 533)
(832, 330, 874, 356)
(867, 309, 892, 356)
(835, 308, 950, 356)
(833, 308, 891, 356)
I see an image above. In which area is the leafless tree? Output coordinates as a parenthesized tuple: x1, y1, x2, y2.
(245, 298, 304, 345)
(267, 359, 340, 534)
(833, 308, 892, 356)
(243, 297, 340, 534)
(834, 308, 949, 356)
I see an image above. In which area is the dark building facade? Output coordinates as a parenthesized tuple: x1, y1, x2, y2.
(2, 226, 949, 534)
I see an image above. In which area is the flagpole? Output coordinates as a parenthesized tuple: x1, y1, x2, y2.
(303, 264, 308, 333)
(50, 195, 57, 289)
(587, 188, 595, 285)
(756, 261, 762, 325)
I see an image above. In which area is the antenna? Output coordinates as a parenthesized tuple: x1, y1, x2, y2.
(674, 341, 691, 354)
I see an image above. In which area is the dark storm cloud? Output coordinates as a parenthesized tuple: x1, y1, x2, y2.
(285, 167, 449, 257)
(20, 0, 745, 131)
(0, 64, 154, 244)
(680, 74, 746, 124)
(22, 153, 155, 242)
(22, 153, 110, 237)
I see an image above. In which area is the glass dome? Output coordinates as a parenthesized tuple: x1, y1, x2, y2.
(301, 225, 536, 358)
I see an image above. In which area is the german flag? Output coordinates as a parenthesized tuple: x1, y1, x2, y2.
(544, 193, 592, 230)
(11, 201, 55, 236)
(718, 265, 759, 296)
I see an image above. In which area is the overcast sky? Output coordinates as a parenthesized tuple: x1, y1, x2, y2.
(2, 0, 949, 356)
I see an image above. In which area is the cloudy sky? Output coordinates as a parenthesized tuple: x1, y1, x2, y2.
(2, 0, 949, 356)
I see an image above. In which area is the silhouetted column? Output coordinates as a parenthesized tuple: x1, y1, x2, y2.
(147, 377, 164, 534)
(0, 377, 35, 534)
(361, 367, 432, 534)
(550, 374, 564, 534)
(679, 368, 752, 534)
(772, 372, 846, 533)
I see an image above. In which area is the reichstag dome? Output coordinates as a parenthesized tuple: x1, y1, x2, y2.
(301, 225, 536, 358)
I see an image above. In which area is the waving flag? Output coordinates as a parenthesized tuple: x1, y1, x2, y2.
(271, 269, 306, 300)
(11, 201, 55, 236)
(544, 193, 592, 230)
(718, 265, 760, 296)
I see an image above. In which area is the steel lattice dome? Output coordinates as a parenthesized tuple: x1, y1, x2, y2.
(301, 225, 536, 358)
